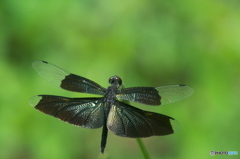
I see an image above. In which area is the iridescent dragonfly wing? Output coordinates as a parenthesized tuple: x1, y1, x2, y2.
(107, 101, 180, 138)
(29, 95, 104, 128)
(116, 87, 161, 105)
(32, 61, 107, 95)
(117, 85, 193, 105)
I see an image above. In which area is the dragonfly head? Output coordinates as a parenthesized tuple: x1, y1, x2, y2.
(109, 76, 122, 88)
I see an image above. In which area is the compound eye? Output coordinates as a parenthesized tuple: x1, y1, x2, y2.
(109, 76, 122, 86)
(109, 77, 114, 84)
(117, 77, 122, 86)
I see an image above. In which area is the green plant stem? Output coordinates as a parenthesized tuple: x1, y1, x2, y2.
(136, 138, 150, 159)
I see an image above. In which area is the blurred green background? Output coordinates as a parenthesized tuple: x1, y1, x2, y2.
(0, 0, 240, 159)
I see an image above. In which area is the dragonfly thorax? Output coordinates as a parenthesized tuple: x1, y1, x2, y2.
(104, 86, 118, 103)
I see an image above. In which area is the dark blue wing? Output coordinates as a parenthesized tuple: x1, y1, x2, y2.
(117, 85, 194, 105)
(29, 95, 105, 128)
(107, 101, 180, 138)
(117, 87, 160, 105)
(32, 61, 107, 95)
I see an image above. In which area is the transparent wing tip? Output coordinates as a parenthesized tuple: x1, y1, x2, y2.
(170, 118, 181, 134)
(156, 85, 194, 105)
(180, 85, 194, 97)
(28, 95, 42, 107)
(32, 60, 47, 68)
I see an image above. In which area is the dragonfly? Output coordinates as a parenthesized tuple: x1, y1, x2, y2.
(29, 61, 194, 154)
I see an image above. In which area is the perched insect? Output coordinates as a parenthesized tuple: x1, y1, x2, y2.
(29, 61, 194, 154)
